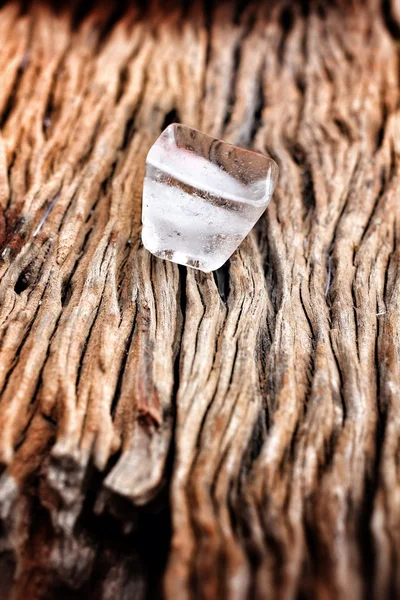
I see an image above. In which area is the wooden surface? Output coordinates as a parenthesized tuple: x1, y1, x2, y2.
(0, 0, 399, 598)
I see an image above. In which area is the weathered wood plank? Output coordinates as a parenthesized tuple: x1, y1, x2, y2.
(0, 1, 399, 598)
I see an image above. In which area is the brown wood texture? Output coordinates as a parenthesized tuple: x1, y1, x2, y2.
(0, 0, 399, 598)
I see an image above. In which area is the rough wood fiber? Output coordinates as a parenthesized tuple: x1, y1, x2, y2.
(0, 0, 399, 598)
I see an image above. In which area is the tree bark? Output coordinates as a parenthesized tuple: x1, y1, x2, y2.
(0, 0, 399, 598)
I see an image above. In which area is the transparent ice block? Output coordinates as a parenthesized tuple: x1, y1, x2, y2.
(141, 124, 278, 272)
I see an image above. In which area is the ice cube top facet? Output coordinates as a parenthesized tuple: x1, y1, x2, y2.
(141, 124, 279, 273)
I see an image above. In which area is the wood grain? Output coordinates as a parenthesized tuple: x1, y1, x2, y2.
(0, 0, 399, 598)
